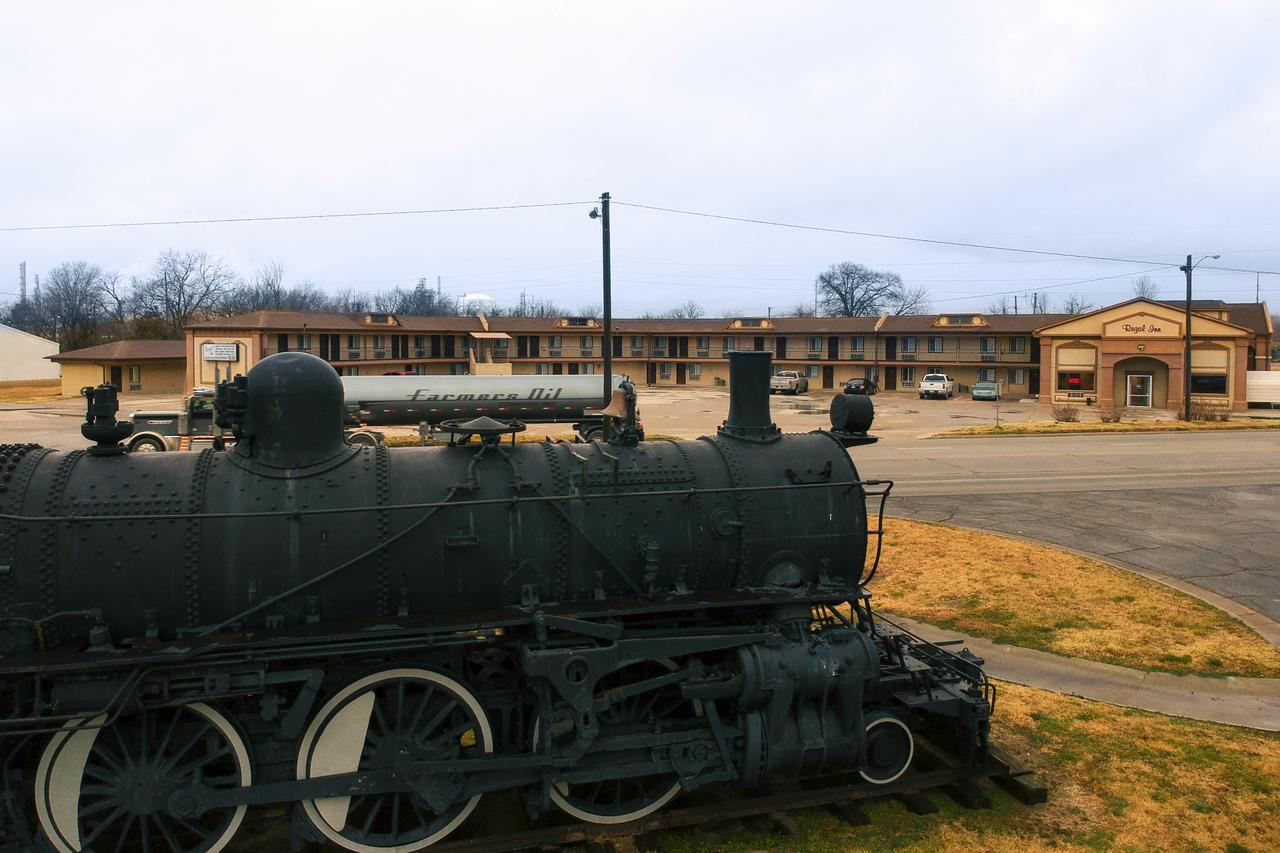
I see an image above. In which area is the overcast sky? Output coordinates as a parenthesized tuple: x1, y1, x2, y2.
(2, 2, 1278, 316)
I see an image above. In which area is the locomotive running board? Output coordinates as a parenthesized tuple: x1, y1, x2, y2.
(429, 737, 1047, 852)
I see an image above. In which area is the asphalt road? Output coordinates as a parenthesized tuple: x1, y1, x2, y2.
(855, 431, 1280, 626)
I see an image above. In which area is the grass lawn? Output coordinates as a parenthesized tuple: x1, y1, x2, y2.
(0, 380, 63, 403)
(871, 519, 1280, 678)
(656, 682, 1280, 852)
(934, 420, 1280, 437)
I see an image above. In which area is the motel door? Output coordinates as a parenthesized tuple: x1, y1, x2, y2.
(1126, 374, 1153, 407)
(822, 365, 834, 388)
(109, 366, 123, 389)
(646, 363, 657, 385)
(676, 363, 687, 385)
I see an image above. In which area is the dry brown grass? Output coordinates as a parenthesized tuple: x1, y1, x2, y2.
(0, 380, 62, 403)
(657, 682, 1280, 852)
(871, 519, 1280, 678)
(936, 419, 1280, 437)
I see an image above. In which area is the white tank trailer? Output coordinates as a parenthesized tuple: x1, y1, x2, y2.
(342, 373, 630, 438)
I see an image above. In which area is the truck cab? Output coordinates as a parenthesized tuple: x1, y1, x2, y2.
(127, 389, 223, 452)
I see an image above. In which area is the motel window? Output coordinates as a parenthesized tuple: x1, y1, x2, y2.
(851, 336, 864, 353)
(372, 335, 385, 349)
(344, 366, 359, 376)
(900, 366, 915, 384)
(1009, 337, 1026, 353)
(631, 336, 643, 349)
(549, 336, 563, 349)
(927, 366, 944, 375)
(1056, 371, 1096, 391)
(1191, 374, 1228, 395)
(1009, 368, 1026, 385)
(535, 363, 550, 375)
(127, 365, 141, 384)
(977, 368, 996, 382)
(927, 336, 944, 353)
(809, 336, 823, 352)
(347, 335, 360, 349)
(690, 364, 702, 380)
(580, 336, 594, 350)
(723, 337, 736, 352)
(413, 364, 427, 375)
(582, 363, 595, 375)
(805, 365, 819, 378)
(494, 337, 508, 349)
(659, 363, 672, 379)
(450, 364, 466, 375)
(697, 336, 710, 350)
(297, 334, 312, 350)
(414, 335, 425, 349)
(900, 337, 917, 353)
(654, 336, 667, 352)
(980, 337, 996, 354)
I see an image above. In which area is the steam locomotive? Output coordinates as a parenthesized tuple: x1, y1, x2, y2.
(0, 350, 991, 851)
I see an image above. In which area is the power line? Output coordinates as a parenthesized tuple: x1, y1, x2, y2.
(0, 201, 596, 233)
(614, 201, 1280, 276)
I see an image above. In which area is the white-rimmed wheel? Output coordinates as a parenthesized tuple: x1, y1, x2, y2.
(535, 659, 699, 825)
(859, 712, 914, 785)
(34, 703, 252, 853)
(296, 668, 493, 851)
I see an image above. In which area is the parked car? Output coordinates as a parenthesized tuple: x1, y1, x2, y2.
(769, 370, 809, 394)
(917, 373, 956, 399)
(971, 380, 1000, 401)
(842, 377, 878, 395)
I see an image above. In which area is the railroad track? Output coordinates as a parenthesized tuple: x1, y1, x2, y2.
(431, 743, 1047, 852)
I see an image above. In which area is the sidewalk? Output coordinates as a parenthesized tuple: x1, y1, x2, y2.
(888, 614, 1280, 731)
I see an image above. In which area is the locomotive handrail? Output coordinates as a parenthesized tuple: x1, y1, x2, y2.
(858, 480, 895, 587)
(0, 478, 881, 524)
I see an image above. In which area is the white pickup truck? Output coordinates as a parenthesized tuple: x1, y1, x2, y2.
(917, 373, 956, 399)
(769, 370, 809, 394)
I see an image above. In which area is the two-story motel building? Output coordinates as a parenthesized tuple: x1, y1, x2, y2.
(185, 298, 1272, 411)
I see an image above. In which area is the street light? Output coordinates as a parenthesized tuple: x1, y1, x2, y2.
(590, 193, 612, 407)
(1179, 253, 1220, 421)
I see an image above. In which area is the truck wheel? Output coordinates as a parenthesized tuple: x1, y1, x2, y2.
(129, 436, 165, 453)
(346, 432, 378, 447)
(581, 427, 603, 442)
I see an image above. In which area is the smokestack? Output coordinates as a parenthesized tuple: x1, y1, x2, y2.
(718, 351, 780, 443)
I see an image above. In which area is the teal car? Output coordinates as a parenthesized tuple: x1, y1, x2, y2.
(971, 380, 1000, 401)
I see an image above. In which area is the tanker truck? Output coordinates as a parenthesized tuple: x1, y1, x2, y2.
(126, 373, 637, 451)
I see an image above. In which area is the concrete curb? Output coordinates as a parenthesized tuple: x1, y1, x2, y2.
(924, 425, 1280, 439)
(885, 516, 1280, 652)
(887, 614, 1280, 731)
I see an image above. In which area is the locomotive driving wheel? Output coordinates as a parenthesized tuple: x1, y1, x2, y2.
(296, 668, 493, 851)
(33, 703, 252, 853)
(536, 659, 701, 825)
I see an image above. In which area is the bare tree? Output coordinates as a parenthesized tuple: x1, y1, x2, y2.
(986, 296, 1014, 315)
(576, 303, 602, 319)
(789, 303, 817, 318)
(1131, 275, 1160, 300)
(133, 250, 238, 336)
(664, 300, 704, 320)
(44, 261, 108, 349)
(1061, 293, 1095, 315)
(889, 285, 931, 315)
(98, 271, 131, 326)
(1024, 291, 1052, 313)
(815, 262, 924, 316)
(502, 295, 563, 318)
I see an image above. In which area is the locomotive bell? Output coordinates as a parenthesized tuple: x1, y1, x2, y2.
(233, 352, 350, 470)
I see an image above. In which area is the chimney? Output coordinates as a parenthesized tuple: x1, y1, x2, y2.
(718, 351, 780, 443)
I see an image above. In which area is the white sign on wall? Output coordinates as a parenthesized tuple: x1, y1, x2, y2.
(202, 342, 240, 362)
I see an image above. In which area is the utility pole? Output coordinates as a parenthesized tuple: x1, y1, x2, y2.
(1182, 254, 1193, 422)
(1013, 294, 1018, 315)
(592, 192, 613, 406)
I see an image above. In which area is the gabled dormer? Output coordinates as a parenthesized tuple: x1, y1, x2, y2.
(361, 313, 401, 327)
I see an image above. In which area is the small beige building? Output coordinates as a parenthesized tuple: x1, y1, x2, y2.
(1035, 299, 1262, 411)
(49, 340, 187, 397)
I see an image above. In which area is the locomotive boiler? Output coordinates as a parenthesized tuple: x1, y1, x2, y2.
(0, 350, 992, 852)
